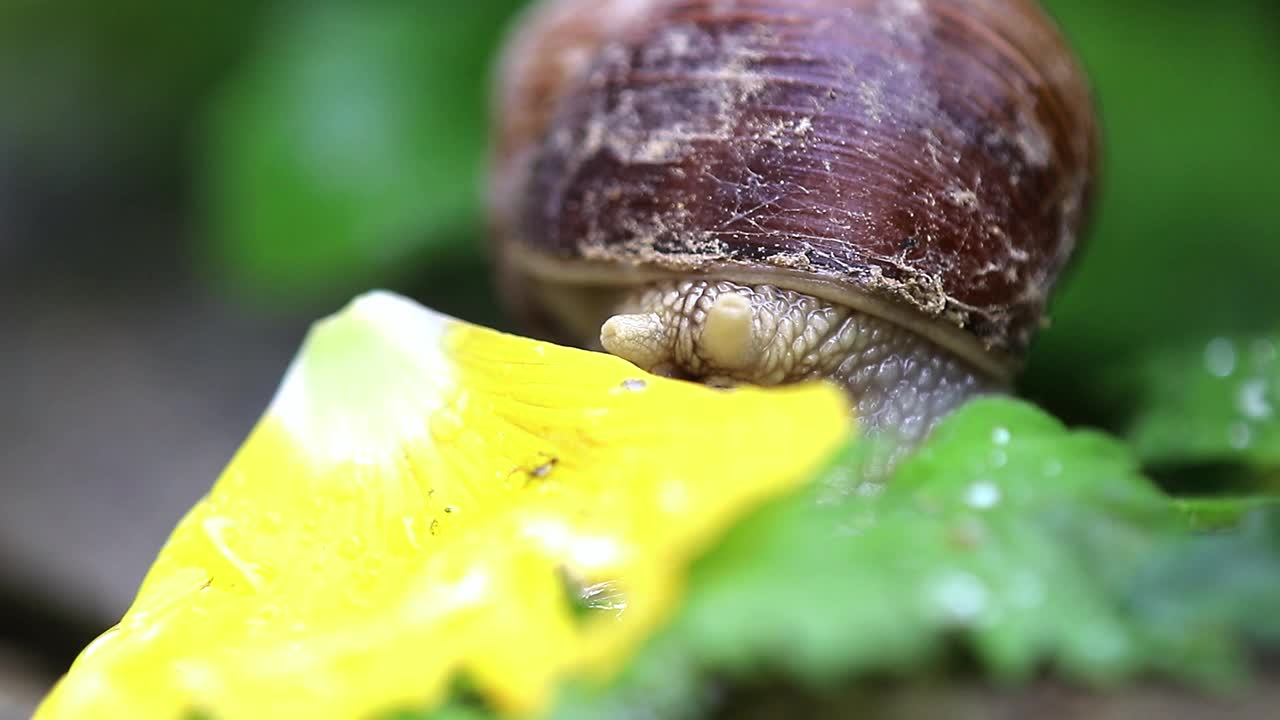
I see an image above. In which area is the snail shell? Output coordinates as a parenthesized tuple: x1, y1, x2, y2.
(490, 0, 1098, 441)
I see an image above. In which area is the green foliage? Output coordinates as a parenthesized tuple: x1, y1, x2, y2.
(1119, 333, 1280, 469)
(398, 398, 1280, 719)
(1175, 497, 1280, 532)
(1023, 0, 1280, 424)
(0, 0, 262, 165)
(200, 0, 526, 300)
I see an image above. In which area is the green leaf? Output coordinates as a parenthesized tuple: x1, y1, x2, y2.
(1124, 508, 1280, 674)
(538, 398, 1280, 718)
(1119, 333, 1280, 473)
(200, 0, 525, 300)
(1175, 497, 1280, 532)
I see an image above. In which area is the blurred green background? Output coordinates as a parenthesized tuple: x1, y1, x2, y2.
(0, 0, 1276, 716)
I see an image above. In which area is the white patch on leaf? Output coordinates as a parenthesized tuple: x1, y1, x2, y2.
(272, 290, 456, 467)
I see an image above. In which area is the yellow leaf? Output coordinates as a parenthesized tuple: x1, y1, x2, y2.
(38, 291, 852, 719)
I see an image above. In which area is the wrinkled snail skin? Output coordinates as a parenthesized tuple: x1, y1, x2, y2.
(602, 278, 998, 444)
(490, 0, 1098, 443)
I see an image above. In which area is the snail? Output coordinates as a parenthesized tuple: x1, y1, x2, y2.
(489, 0, 1098, 444)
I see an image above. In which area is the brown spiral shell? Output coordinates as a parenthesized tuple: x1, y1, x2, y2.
(491, 0, 1098, 372)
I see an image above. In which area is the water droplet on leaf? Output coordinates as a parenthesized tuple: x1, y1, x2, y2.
(965, 481, 1001, 510)
(1237, 378, 1272, 420)
(1205, 338, 1237, 378)
(930, 571, 988, 625)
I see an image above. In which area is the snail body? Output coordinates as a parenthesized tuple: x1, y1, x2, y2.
(490, 0, 1098, 442)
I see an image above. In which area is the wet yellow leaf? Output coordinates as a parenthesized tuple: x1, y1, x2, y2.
(38, 291, 852, 719)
